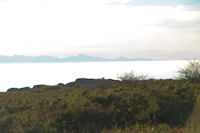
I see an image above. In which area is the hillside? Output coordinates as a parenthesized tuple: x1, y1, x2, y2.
(1, 79, 200, 133)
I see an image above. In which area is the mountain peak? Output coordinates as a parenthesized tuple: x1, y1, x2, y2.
(78, 54, 86, 56)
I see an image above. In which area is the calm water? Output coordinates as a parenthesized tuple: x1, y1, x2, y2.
(0, 61, 188, 92)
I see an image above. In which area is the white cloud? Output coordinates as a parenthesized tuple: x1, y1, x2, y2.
(0, 0, 199, 59)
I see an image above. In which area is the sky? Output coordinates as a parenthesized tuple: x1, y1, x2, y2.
(0, 0, 200, 59)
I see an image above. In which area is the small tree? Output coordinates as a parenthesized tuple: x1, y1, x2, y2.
(117, 71, 149, 81)
(178, 60, 200, 81)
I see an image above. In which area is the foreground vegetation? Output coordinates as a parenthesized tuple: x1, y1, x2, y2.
(1, 79, 200, 133)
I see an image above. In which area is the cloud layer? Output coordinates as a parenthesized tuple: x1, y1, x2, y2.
(0, 0, 199, 59)
(107, 0, 200, 5)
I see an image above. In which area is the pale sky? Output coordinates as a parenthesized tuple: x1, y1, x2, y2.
(0, 0, 200, 59)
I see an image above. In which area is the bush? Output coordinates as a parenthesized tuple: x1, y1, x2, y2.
(178, 60, 200, 81)
(117, 71, 149, 81)
(0, 79, 199, 132)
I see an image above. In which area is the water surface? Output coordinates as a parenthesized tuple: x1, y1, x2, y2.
(0, 61, 188, 92)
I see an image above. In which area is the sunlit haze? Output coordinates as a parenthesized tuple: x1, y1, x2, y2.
(0, 0, 200, 59)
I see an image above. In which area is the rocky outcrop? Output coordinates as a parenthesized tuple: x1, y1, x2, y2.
(7, 88, 20, 92)
(66, 78, 96, 86)
(20, 87, 31, 91)
(65, 78, 120, 90)
(57, 83, 65, 87)
(7, 78, 120, 92)
(7, 87, 31, 92)
(32, 85, 46, 89)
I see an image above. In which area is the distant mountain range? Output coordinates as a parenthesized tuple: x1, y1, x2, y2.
(0, 54, 154, 63)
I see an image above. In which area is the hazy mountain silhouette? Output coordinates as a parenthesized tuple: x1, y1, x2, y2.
(62, 54, 108, 62)
(0, 54, 153, 63)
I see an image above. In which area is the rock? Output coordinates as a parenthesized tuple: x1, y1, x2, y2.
(57, 83, 65, 87)
(33, 85, 45, 89)
(7, 87, 31, 92)
(65, 78, 119, 90)
(66, 78, 96, 87)
(7, 88, 20, 92)
(75, 78, 96, 84)
(20, 87, 31, 91)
